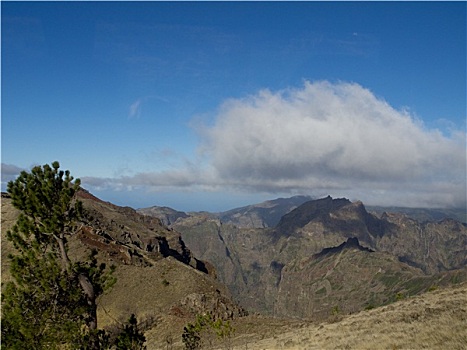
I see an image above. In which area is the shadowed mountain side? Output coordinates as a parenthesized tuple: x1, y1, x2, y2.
(313, 237, 374, 258)
(276, 196, 352, 235)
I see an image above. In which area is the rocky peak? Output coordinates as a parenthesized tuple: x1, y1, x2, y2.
(276, 196, 352, 235)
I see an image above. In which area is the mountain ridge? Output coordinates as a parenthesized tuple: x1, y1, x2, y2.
(160, 195, 467, 319)
(138, 194, 466, 227)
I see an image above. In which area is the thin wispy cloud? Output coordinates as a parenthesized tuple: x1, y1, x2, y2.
(128, 98, 142, 119)
(128, 95, 171, 119)
(83, 81, 466, 209)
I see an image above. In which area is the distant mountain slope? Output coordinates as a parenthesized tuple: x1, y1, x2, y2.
(273, 197, 467, 274)
(218, 195, 313, 228)
(169, 196, 467, 320)
(137, 195, 312, 229)
(137, 205, 190, 226)
(138, 195, 465, 231)
(368, 205, 467, 224)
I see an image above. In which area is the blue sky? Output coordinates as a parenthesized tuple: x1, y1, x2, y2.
(2, 1, 466, 212)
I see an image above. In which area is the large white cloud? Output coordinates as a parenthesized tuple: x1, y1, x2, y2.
(82, 81, 465, 208)
(198, 81, 465, 207)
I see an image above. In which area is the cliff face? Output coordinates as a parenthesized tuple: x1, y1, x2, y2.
(169, 196, 467, 319)
(76, 189, 210, 272)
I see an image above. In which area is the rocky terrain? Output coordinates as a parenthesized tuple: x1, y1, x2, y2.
(146, 196, 467, 320)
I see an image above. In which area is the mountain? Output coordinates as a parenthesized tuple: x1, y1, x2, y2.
(137, 205, 190, 226)
(273, 197, 467, 274)
(274, 237, 465, 319)
(3, 191, 466, 349)
(138, 195, 466, 231)
(1, 190, 246, 349)
(217, 195, 313, 228)
(162, 196, 467, 320)
(137, 195, 312, 229)
(368, 205, 467, 224)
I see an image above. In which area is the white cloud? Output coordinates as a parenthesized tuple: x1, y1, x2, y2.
(128, 98, 142, 119)
(84, 81, 466, 209)
(199, 80, 466, 207)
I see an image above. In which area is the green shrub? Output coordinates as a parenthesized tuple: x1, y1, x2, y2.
(182, 313, 235, 349)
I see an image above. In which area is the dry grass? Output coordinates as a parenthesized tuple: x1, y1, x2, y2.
(226, 282, 467, 350)
(134, 283, 467, 349)
(1, 196, 19, 284)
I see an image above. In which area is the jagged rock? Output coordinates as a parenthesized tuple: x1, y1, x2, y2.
(177, 291, 248, 320)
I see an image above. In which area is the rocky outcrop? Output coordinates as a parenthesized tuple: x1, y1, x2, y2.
(175, 291, 248, 320)
(77, 189, 211, 274)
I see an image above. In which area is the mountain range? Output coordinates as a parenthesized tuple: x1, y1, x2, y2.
(140, 195, 467, 320)
(2, 190, 466, 348)
(138, 195, 466, 229)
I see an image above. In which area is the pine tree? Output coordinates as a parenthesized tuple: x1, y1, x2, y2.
(1, 162, 109, 349)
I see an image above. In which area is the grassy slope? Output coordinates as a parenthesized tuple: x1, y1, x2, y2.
(226, 282, 467, 350)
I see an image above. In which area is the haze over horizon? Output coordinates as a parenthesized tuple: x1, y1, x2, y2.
(2, 2, 466, 212)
